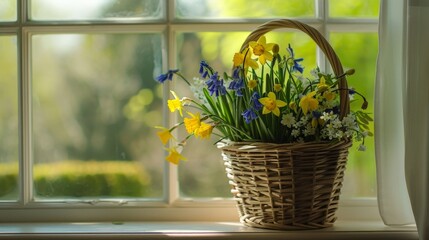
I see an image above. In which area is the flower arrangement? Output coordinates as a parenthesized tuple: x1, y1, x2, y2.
(155, 35, 372, 164)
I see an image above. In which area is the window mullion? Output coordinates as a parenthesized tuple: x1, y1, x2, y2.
(18, 27, 33, 205)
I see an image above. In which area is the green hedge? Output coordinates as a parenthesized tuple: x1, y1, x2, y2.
(0, 161, 150, 198)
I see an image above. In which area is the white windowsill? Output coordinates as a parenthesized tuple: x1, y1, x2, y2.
(0, 221, 418, 240)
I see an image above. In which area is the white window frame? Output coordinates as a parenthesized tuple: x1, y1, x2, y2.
(0, 0, 380, 223)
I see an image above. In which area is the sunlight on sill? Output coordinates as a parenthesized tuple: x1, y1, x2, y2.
(0, 221, 418, 240)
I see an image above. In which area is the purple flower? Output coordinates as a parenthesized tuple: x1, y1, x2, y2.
(250, 91, 263, 111)
(206, 72, 226, 97)
(199, 60, 212, 79)
(242, 109, 258, 124)
(155, 69, 179, 83)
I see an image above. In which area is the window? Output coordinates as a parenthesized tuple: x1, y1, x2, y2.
(0, 0, 379, 222)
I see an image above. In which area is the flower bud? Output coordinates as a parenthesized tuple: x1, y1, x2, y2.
(361, 100, 368, 110)
(346, 69, 355, 76)
(272, 44, 280, 55)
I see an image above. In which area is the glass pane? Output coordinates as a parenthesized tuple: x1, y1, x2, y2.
(176, 0, 314, 19)
(330, 33, 378, 197)
(30, 0, 163, 21)
(0, 35, 19, 201)
(330, 0, 380, 18)
(176, 31, 316, 198)
(0, 0, 17, 21)
(32, 33, 163, 199)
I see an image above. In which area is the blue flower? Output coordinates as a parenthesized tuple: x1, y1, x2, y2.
(228, 78, 245, 97)
(312, 111, 322, 119)
(206, 72, 226, 97)
(250, 91, 263, 111)
(232, 67, 241, 80)
(242, 109, 258, 124)
(199, 61, 212, 79)
(155, 69, 179, 83)
(287, 44, 304, 74)
(228, 67, 245, 96)
(292, 58, 304, 73)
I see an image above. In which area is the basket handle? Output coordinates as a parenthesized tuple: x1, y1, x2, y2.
(240, 19, 350, 118)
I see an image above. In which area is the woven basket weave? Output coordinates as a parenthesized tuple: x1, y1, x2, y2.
(219, 19, 353, 230)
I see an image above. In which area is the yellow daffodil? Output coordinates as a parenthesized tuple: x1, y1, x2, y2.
(289, 101, 297, 112)
(274, 84, 282, 92)
(317, 76, 329, 92)
(155, 126, 175, 145)
(323, 91, 336, 101)
(299, 91, 319, 115)
(247, 79, 258, 89)
(184, 112, 201, 134)
(233, 48, 258, 70)
(249, 36, 275, 65)
(167, 91, 183, 116)
(165, 146, 187, 165)
(194, 122, 213, 139)
(258, 92, 287, 117)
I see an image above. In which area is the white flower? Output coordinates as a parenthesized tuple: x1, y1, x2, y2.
(331, 118, 342, 129)
(191, 77, 208, 104)
(281, 113, 296, 127)
(342, 114, 356, 128)
(335, 130, 344, 139)
(323, 100, 336, 109)
(304, 124, 316, 136)
(310, 68, 319, 78)
(291, 129, 300, 138)
(358, 144, 367, 151)
(321, 111, 334, 121)
(297, 75, 309, 88)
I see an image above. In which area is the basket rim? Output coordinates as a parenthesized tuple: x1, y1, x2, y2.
(217, 139, 352, 151)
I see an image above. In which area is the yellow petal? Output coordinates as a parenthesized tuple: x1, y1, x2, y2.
(233, 52, 244, 67)
(272, 107, 280, 116)
(258, 97, 270, 105)
(262, 107, 270, 115)
(165, 147, 187, 165)
(183, 112, 201, 134)
(194, 122, 213, 139)
(267, 92, 276, 101)
(258, 36, 266, 45)
(276, 100, 287, 108)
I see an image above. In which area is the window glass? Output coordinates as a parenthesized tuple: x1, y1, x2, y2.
(176, 0, 315, 19)
(0, 35, 19, 201)
(330, 32, 378, 197)
(0, 0, 16, 22)
(176, 31, 317, 198)
(329, 0, 380, 18)
(31, 33, 164, 199)
(30, 0, 163, 21)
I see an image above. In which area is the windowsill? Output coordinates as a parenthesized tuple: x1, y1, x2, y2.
(0, 221, 418, 240)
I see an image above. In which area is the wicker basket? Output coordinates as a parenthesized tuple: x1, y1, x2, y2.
(219, 19, 353, 230)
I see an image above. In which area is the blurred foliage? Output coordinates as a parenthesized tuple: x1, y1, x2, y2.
(30, 0, 162, 20)
(330, 0, 380, 18)
(176, 0, 314, 18)
(0, 0, 16, 21)
(0, 161, 150, 198)
(0, 162, 17, 198)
